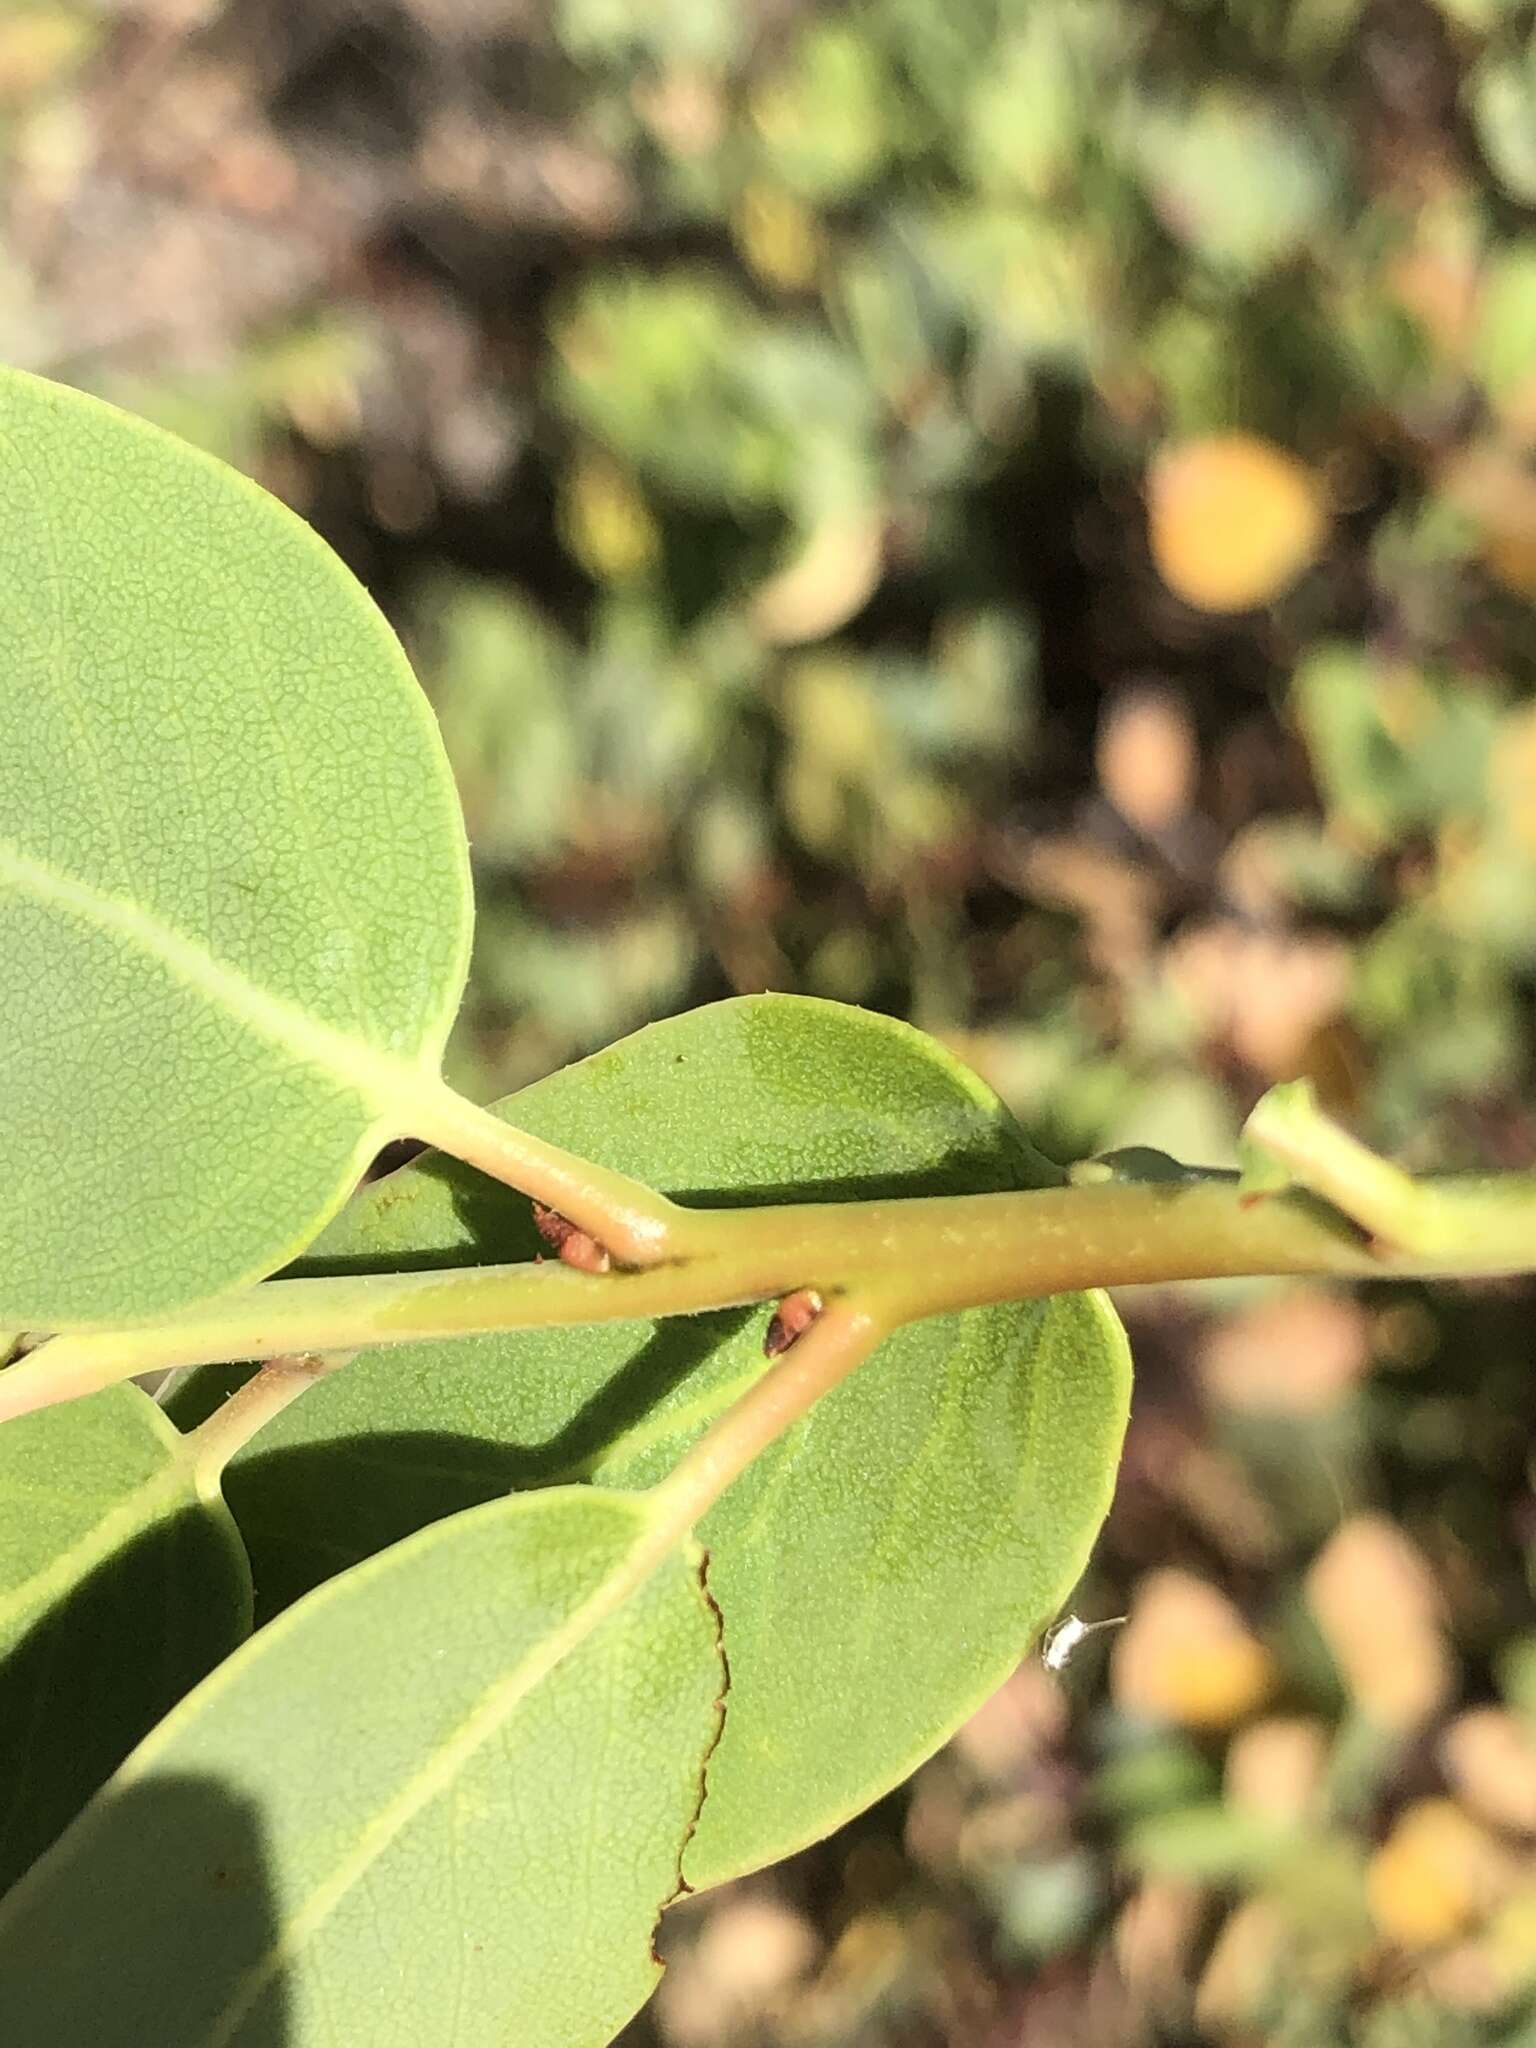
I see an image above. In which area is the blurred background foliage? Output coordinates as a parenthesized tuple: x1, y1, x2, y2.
(6, 0, 1536, 2040)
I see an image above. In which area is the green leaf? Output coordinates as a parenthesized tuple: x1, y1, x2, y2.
(0, 368, 471, 1327)
(0, 1487, 723, 2048)
(963, 0, 1131, 201)
(1290, 645, 1499, 851)
(1127, 89, 1334, 275)
(417, 578, 579, 866)
(1124, 1801, 1313, 1882)
(194, 994, 1132, 1890)
(914, 204, 1102, 364)
(1472, 241, 1536, 410)
(555, 276, 787, 510)
(1237, 1080, 1313, 1201)
(555, 0, 743, 69)
(1471, 47, 1536, 206)
(0, 1382, 250, 1893)
(750, 20, 896, 200)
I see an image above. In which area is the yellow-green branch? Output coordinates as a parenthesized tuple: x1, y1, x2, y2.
(5, 1155, 1536, 1426)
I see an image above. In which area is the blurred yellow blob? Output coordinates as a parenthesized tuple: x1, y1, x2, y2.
(1440, 445, 1536, 600)
(1111, 1567, 1274, 1730)
(1096, 683, 1197, 835)
(559, 455, 659, 583)
(1367, 1800, 1514, 1950)
(735, 182, 824, 294)
(1224, 1715, 1328, 1823)
(1441, 1708, 1536, 1836)
(1195, 1899, 1288, 2034)
(1148, 432, 1326, 612)
(1306, 1515, 1452, 1737)
(1489, 705, 1536, 855)
(0, 11, 95, 107)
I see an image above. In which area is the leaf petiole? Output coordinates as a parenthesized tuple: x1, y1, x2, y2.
(184, 1353, 354, 1499)
(403, 1078, 694, 1266)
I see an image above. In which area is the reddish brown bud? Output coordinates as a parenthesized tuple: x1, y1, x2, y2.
(531, 1202, 612, 1275)
(764, 1288, 824, 1357)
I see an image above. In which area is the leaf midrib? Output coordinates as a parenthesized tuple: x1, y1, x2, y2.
(0, 838, 439, 1102)
(188, 1499, 678, 2048)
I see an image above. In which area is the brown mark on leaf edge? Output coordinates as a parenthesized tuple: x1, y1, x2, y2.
(764, 1288, 824, 1357)
(660, 1547, 731, 1933)
(531, 1201, 613, 1274)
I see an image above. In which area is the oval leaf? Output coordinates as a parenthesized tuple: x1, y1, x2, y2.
(0, 1382, 250, 1891)
(193, 995, 1131, 1889)
(0, 369, 471, 1326)
(0, 1488, 723, 2048)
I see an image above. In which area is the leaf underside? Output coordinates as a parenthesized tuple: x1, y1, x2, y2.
(193, 993, 1132, 1889)
(0, 374, 1133, 2047)
(0, 1383, 250, 1893)
(0, 1487, 723, 2048)
(0, 367, 471, 1327)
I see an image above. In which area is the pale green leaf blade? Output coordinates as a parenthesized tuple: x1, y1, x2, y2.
(1472, 54, 1536, 206)
(195, 995, 1131, 1890)
(0, 368, 471, 1327)
(0, 1488, 723, 2048)
(683, 1288, 1126, 1884)
(0, 1382, 250, 1892)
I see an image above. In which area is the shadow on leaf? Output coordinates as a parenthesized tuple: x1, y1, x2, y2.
(0, 1505, 248, 1895)
(0, 1773, 287, 2046)
(224, 1308, 752, 1620)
